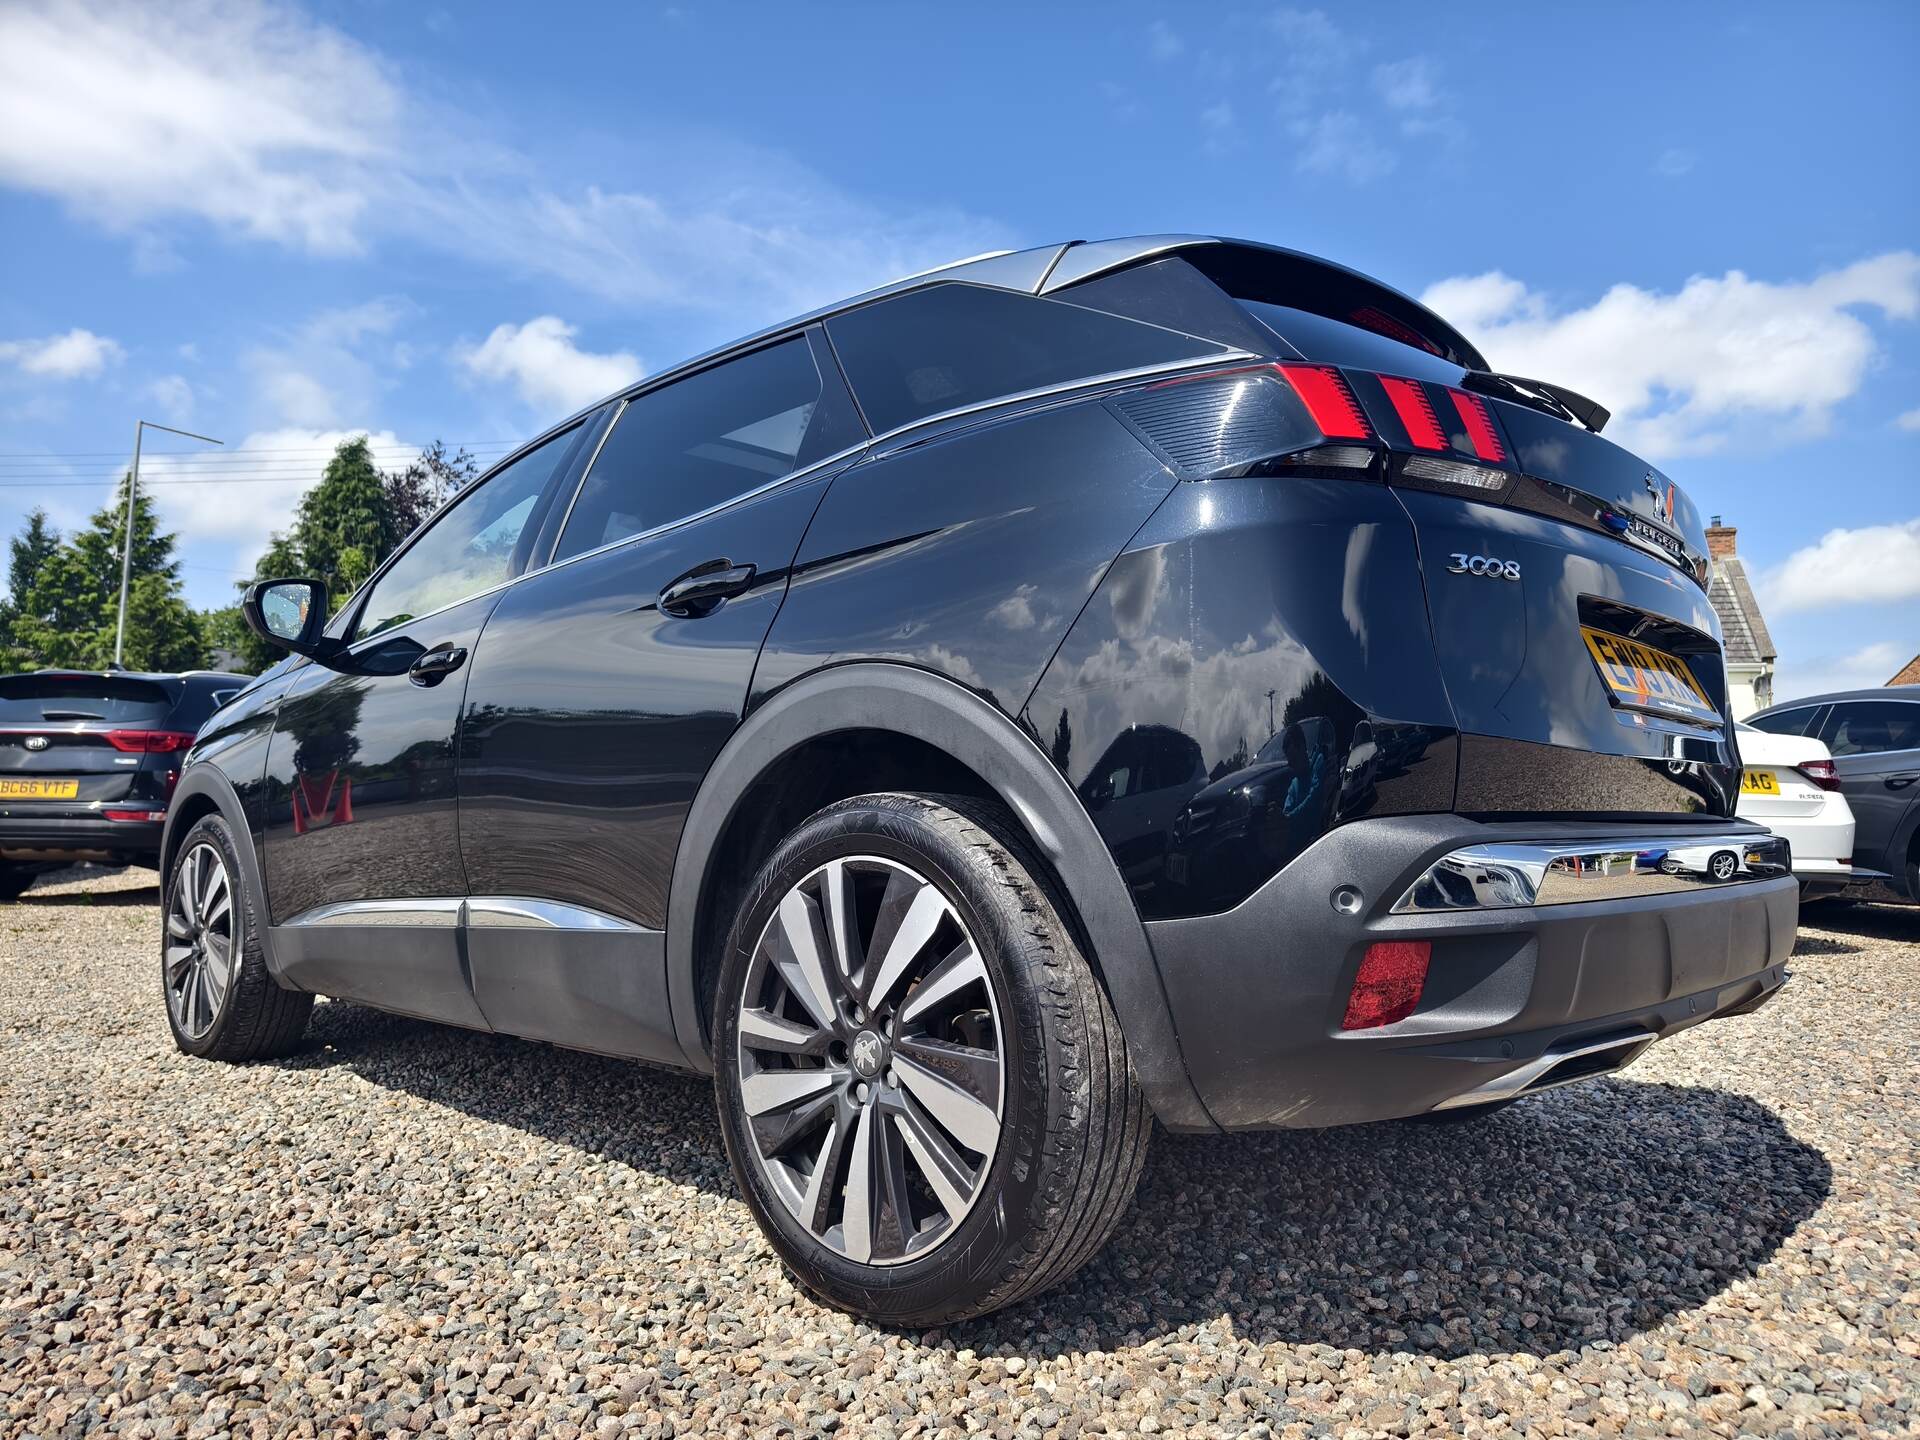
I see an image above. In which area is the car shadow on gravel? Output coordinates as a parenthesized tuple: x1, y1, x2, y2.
(1802, 901, 1920, 944)
(283, 1002, 1829, 1362)
(19, 881, 159, 907)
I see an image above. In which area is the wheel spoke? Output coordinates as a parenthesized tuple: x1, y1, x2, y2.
(799, 1114, 850, 1234)
(889, 1093, 976, 1223)
(895, 1036, 1001, 1109)
(861, 882, 947, 1014)
(774, 890, 839, 1030)
(841, 1101, 878, 1264)
(164, 942, 196, 984)
(166, 911, 193, 940)
(738, 1007, 828, 1057)
(895, 1049, 1001, 1155)
(200, 870, 231, 931)
(818, 859, 864, 992)
(189, 962, 211, 1035)
(897, 941, 987, 1029)
(178, 852, 201, 926)
(202, 932, 233, 1000)
(740, 1067, 843, 1119)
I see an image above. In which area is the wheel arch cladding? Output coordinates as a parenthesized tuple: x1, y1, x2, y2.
(665, 662, 1213, 1130)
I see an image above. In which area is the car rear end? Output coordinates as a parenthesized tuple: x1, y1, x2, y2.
(1733, 723, 1857, 895)
(1035, 240, 1797, 1128)
(0, 671, 214, 879)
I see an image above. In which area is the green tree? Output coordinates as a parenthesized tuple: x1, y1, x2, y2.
(10, 477, 205, 671)
(293, 437, 397, 600)
(0, 508, 61, 668)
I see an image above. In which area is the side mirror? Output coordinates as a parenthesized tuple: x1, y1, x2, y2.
(242, 577, 333, 658)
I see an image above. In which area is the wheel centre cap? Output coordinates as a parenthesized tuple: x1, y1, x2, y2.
(850, 1029, 887, 1079)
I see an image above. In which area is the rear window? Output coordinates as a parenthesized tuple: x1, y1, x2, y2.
(1821, 701, 1920, 756)
(0, 674, 175, 724)
(1748, 705, 1822, 737)
(1239, 300, 1464, 383)
(826, 284, 1226, 435)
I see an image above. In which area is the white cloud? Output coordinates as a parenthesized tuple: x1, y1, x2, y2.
(0, 327, 123, 379)
(460, 317, 643, 417)
(141, 426, 414, 561)
(1776, 641, 1908, 702)
(144, 374, 195, 422)
(1373, 57, 1438, 111)
(0, 0, 395, 253)
(1764, 518, 1920, 614)
(0, 1, 1007, 324)
(1654, 147, 1697, 178)
(1896, 406, 1920, 431)
(1421, 253, 1920, 459)
(1289, 111, 1396, 183)
(1147, 19, 1183, 61)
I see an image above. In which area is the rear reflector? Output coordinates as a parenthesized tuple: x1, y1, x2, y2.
(103, 808, 167, 823)
(1380, 376, 1448, 450)
(1342, 940, 1431, 1030)
(105, 729, 195, 754)
(1401, 455, 1511, 493)
(1447, 390, 1508, 462)
(1277, 364, 1373, 440)
(1797, 759, 1842, 791)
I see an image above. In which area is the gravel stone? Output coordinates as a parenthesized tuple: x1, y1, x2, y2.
(3, 868, 1917, 1436)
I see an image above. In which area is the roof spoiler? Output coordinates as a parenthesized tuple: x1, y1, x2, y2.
(1460, 370, 1611, 434)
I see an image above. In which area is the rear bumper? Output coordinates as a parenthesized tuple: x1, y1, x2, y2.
(1144, 815, 1797, 1131)
(0, 815, 165, 865)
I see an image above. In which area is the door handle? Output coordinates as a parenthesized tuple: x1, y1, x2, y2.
(407, 644, 468, 686)
(660, 561, 757, 618)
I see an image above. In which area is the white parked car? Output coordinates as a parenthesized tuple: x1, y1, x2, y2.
(1734, 723, 1857, 896)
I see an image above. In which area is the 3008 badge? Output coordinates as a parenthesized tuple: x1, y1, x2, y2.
(1447, 553, 1521, 580)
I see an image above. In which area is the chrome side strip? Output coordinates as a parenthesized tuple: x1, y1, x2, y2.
(466, 897, 648, 932)
(281, 898, 464, 928)
(1431, 1031, 1656, 1110)
(1391, 832, 1792, 913)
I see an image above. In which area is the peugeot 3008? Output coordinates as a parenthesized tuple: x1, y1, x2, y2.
(163, 236, 1795, 1324)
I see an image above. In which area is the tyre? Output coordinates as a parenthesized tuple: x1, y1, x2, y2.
(0, 864, 37, 901)
(162, 814, 313, 1061)
(714, 792, 1149, 1325)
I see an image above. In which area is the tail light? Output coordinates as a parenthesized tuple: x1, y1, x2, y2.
(1112, 362, 1514, 497)
(104, 729, 195, 753)
(1797, 759, 1842, 791)
(1341, 940, 1431, 1030)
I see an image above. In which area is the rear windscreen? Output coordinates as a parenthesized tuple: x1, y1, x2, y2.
(826, 283, 1228, 435)
(0, 675, 175, 724)
(1239, 300, 1464, 383)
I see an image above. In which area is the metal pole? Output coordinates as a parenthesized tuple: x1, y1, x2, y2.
(114, 420, 222, 668)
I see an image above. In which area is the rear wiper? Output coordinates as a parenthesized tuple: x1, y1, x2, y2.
(1460, 371, 1611, 435)
(41, 709, 104, 720)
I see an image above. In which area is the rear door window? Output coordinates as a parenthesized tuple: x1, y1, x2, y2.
(1747, 705, 1823, 737)
(1819, 701, 1920, 756)
(826, 283, 1228, 435)
(0, 675, 174, 724)
(553, 336, 853, 563)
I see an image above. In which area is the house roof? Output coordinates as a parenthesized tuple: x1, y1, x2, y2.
(1707, 554, 1776, 666)
(1889, 652, 1920, 686)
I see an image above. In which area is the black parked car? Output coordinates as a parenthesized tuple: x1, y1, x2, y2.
(1749, 686, 1920, 902)
(162, 235, 1794, 1324)
(0, 669, 244, 898)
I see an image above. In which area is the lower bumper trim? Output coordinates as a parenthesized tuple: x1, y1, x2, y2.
(1393, 830, 1792, 913)
(1430, 1029, 1656, 1110)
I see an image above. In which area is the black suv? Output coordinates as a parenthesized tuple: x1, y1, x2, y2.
(162, 236, 1794, 1324)
(0, 669, 243, 897)
(1749, 685, 1920, 902)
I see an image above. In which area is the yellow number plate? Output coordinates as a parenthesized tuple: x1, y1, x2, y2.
(1580, 626, 1723, 726)
(0, 778, 79, 799)
(1741, 769, 1780, 796)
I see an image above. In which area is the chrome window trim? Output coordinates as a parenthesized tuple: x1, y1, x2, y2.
(1391, 832, 1793, 913)
(282, 898, 465, 928)
(466, 896, 648, 932)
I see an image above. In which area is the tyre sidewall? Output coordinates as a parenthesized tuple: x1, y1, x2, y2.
(714, 798, 1061, 1322)
(162, 814, 257, 1058)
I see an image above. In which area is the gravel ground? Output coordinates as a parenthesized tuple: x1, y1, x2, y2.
(3, 868, 1916, 1438)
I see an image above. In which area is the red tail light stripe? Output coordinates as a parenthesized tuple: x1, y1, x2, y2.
(1447, 390, 1508, 463)
(104, 730, 195, 754)
(1277, 364, 1373, 440)
(1380, 376, 1448, 450)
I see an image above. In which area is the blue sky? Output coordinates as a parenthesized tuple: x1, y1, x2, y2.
(0, 0, 1915, 697)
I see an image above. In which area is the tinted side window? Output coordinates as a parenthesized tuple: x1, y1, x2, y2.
(554, 338, 830, 563)
(1748, 705, 1821, 737)
(353, 426, 578, 641)
(826, 283, 1228, 435)
(1820, 701, 1920, 756)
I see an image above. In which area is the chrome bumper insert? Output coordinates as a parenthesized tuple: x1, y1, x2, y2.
(1431, 1030, 1656, 1110)
(1391, 832, 1792, 914)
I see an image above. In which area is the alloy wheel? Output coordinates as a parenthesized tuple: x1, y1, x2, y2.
(165, 842, 236, 1042)
(734, 855, 1005, 1266)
